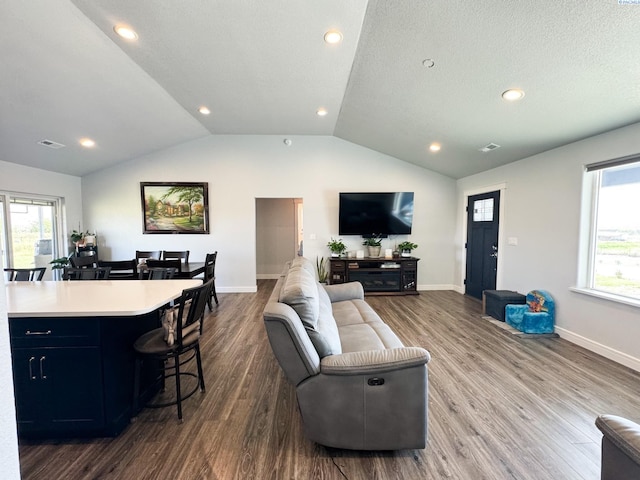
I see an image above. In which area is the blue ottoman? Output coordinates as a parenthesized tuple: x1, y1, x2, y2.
(505, 290, 555, 334)
(483, 290, 526, 322)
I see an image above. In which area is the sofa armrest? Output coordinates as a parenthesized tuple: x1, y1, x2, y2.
(596, 414, 640, 465)
(320, 347, 430, 375)
(323, 282, 364, 303)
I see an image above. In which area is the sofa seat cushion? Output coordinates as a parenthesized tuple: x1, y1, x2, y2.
(339, 322, 404, 353)
(332, 299, 404, 352)
(332, 299, 385, 327)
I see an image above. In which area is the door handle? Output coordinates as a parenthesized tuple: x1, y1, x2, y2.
(39, 356, 47, 380)
(28, 356, 36, 380)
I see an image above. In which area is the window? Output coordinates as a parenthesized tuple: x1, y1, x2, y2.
(582, 155, 640, 302)
(0, 193, 62, 280)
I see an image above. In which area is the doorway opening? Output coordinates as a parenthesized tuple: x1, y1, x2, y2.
(255, 198, 303, 279)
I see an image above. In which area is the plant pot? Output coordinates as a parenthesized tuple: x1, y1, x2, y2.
(367, 246, 381, 258)
(401, 249, 412, 257)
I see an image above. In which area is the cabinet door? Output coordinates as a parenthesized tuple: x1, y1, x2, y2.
(12, 347, 104, 435)
(12, 349, 43, 428)
(45, 346, 104, 432)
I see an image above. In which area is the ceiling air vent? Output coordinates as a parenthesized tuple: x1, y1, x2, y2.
(38, 139, 65, 149)
(479, 143, 500, 153)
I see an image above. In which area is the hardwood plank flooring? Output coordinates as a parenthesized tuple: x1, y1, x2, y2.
(17, 282, 640, 479)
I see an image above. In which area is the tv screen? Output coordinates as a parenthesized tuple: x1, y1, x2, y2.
(339, 192, 414, 236)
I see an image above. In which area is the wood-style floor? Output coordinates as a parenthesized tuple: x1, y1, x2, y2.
(18, 281, 640, 479)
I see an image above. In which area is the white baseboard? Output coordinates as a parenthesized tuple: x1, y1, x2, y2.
(418, 284, 459, 291)
(217, 286, 257, 293)
(556, 326, 640, 373)
(256, 274, 281, 280)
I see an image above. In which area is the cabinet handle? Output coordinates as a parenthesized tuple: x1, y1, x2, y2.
(39, 356, 47, 380)
(25, 330, 52, 336)
(28, 356, 36, 380)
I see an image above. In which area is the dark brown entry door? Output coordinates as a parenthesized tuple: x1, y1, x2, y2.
(465, 190, 500, 299)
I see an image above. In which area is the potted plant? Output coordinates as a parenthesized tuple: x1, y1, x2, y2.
(362, 234, 382, 258)
(397, 241, 418, 257)
(50, 255, 71, 280)
(70, 229, 85, 246)
(327, 238, 347, 257)
(316, 256, 328, 283)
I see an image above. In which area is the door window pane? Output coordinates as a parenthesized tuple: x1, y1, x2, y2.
(473, 199, 494, 222)
(9, 198, 56, 279)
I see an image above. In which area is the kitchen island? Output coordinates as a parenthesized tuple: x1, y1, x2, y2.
(6, 279, 200, 438)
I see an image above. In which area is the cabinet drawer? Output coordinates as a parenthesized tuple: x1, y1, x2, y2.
(10, 317, 100, 347)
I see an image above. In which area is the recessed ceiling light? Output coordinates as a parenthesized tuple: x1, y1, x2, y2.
(198, 106, 211, 115)
(324, 29, 343, 44)
(429, 143, 441, 152)
(114, 25, 138, 40)
(79, 138, 95, 148)
(316, 107, 328, 117)
(502, 89, 525, 101)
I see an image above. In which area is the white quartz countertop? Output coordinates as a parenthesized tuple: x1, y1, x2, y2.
(6, 280, 201, 317)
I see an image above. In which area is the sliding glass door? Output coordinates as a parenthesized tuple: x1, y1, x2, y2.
(1, 193, 62, 280)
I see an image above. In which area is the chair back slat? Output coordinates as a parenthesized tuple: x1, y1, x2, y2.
(146, 259, 182, 273)
(63, 267, 111, 280)
(135, 250, 161, 263)
(4, 267, 46, 281)
(162, 250, 190, 264)
(174, 279, 214, 346)
(139, 267, 177, 280)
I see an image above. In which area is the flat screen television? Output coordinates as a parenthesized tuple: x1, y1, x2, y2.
(338, 192, 414, 236)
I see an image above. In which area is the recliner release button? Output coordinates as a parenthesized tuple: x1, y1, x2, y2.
(367, 377, 385, 386)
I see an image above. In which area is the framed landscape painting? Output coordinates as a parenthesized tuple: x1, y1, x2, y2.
(140, 182, 209, 234)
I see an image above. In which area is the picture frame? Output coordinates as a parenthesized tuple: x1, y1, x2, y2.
(140, 182, 209, 234)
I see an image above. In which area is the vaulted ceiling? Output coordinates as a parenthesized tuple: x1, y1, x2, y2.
(2, 1, 640, 178)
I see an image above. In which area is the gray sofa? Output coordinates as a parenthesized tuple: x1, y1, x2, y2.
(596, 414, 640, 479)
(262, 257, 430, 450)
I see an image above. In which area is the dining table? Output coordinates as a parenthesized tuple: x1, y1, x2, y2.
(6, 279, 200, 437)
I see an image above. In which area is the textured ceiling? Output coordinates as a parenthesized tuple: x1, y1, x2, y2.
(1, 0, 640, 178)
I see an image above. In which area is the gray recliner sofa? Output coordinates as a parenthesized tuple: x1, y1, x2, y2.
(262, 257, 430, 450)
(596, 414, 640, 479)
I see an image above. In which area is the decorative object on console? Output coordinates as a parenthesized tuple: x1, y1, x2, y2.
(505, 290, 555, 334)
(362, 234, 382, 258)
(397, 241, 418, 257)
(326, 238, 347, 257)
(316, 256, 328, 283)
(140, 182, 209, 234)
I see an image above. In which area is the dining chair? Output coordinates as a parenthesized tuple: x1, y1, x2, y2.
(63, 267, 111, 280)
(70, 255, 98, 268)
(4, 267, 46, 281)
(162, 250, 190, 264)
(146, 259, 182, 273)
(132, 279, 214, 421)
(139, 267, 177, 280)
(203, 252, 218, 309)
(98, 260, 138, 279)
(136, 250, 161, 264)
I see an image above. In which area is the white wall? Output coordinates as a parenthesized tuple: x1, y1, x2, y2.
(81, 135, 458, 292)
(456, 122, 640, 370)
(0, 159, 84, 254)
(0, 160, 82, 479)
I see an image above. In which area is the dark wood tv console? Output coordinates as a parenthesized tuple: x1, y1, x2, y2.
(329, 257, 419, 295)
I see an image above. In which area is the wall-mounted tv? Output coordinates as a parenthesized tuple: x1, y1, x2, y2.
(339, 192, 414, 236)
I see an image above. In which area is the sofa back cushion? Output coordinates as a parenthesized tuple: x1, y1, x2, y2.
(279, 265, 319, 329)
(279, 260, 342, 358)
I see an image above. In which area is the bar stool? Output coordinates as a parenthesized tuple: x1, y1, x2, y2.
(132, 279, 214, 421)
